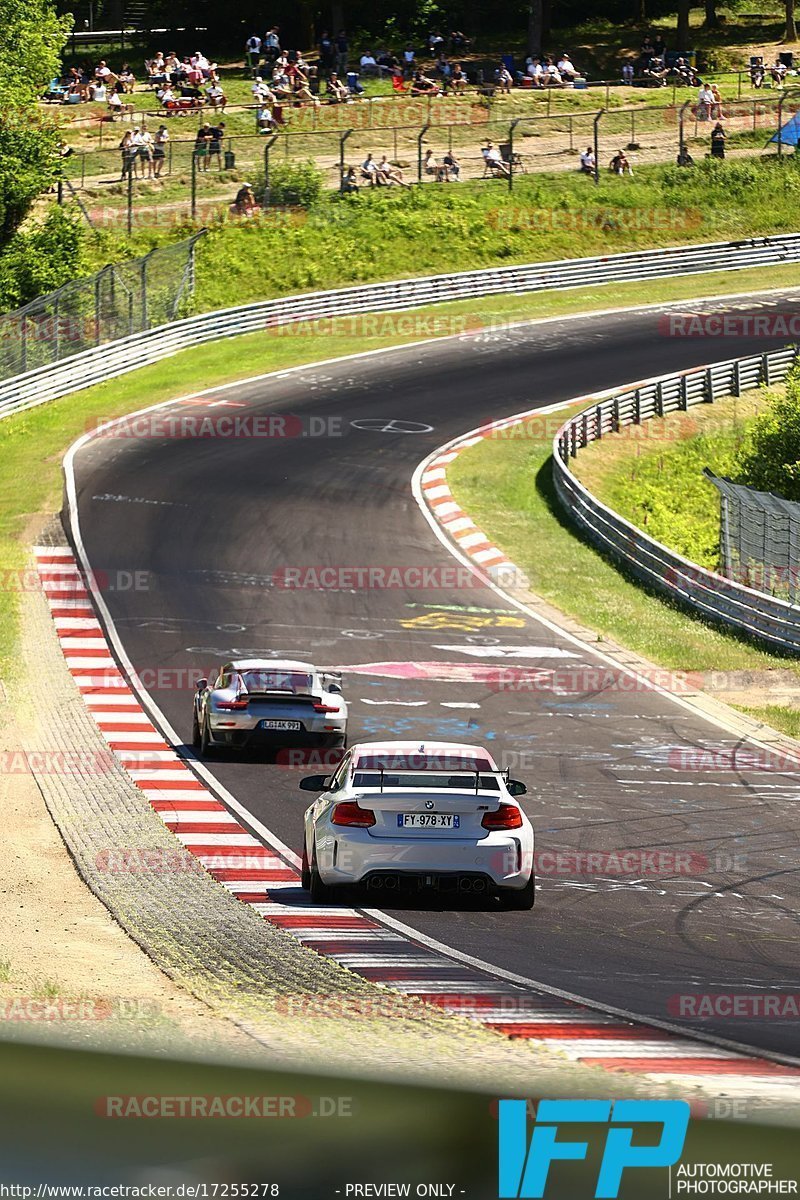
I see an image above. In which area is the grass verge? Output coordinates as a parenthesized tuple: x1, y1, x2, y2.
(3, 261, 800, 688)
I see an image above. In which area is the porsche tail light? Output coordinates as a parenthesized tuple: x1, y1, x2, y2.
(331, 801, 376, 828)
(216, 696, 249, 710)
(313, 702, 339, 713)
(481, 805, 523, 830)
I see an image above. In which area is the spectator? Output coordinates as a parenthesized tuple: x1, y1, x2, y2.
(208, 121, 225, 168)
(443, 150, 461, 180)
(319, 32, 335, 70)
(326, 72, 350, 103)
(231, 183, 260, 217)
(403, 44, 416, 77)
(411, 69, 439, 96)
(544, 57, 562, 85)
(750, 60, 765, 88)
(341, 165, 359, 192)
(697, 80, 714, 120)
(771, 59, 788, 86)
(557, 53, 577, 80)
(95, 60, 113, 84)
(526, 57, 544, 87)
(139, 127, 155, 178)
(482, 140, 510, 176)
(68, 66, 88, 99)
(449, 30, 470, 52)
(609, 148, 633, 175)
(256, 103, 279, 131)
(130, 126, 145, 175)
(640, 35, 655, 65)
(579, 145, 595, 173)
(335, 30, 349, 75)
(153, 124, 168, 176)
(263, 27, 281, 63)
(206, 81, 226, 109)
(645, 55, 669, 86)
(377, 50, 400, 78)
(117, 64, 135, 93)
(119, 130, 136, 179)
(378, 155, 410, 186)
(621, 61, 634, 85)
(450, 63, 468, 92)
(653, 34, 666, 57)
(361, 153, 380, 185)
(710, 84, 723, 119)
(428, 30, 445, 55)
(192, 51, 212, 79)
(194, 123, 212, 170)
(147, 52, 166, 85)
(424, 148, 447, 180)
(346, 71, 365, 96)
(436, 53, 452, 82)
(710, 120, 726, 159)
(496, 64, 513, 93)
(360, 51, 379, 77)
(89, 78, 107, 102)
(245, 34, 262, 74)
(252, 76, 270, 102)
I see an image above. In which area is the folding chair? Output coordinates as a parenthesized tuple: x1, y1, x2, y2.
(391, 74, 408, 93)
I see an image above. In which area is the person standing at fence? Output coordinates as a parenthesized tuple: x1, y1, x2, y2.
(119, 130, 136, 180)
(335, 30, 349, 75)
(194, 124, 212, 171)
(139, 127, 155, 179)
(153, 125, 168, 177)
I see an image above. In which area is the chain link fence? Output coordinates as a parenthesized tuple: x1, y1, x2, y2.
(0, 232, 204, 379)
(705, 470, 800, 602)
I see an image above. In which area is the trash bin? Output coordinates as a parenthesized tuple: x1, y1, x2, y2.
(224, 149, 235, 170)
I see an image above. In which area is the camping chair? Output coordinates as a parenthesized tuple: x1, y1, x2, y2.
(391, 74, 408, 93)
(482, 147, 507, 177)
(44, 77, 69, 102)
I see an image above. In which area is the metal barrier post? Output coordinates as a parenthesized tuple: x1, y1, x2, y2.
(191, 150, 197, 220)
(593, 110, 603, 184)
(126, 166, 133, 235)
(508, 118, 520, 192)
(339, 129, 354, 191)
(417, 123, 430, 183)
(678, 98, 692, 164)
(778, 91, 785, 159)
(262, 136, 279, 204)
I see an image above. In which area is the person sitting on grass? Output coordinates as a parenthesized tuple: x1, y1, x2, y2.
(230, 183, 260, 217)
(341, 165, 359, 192)
(378, 155, 411, 187)
(410, 69, 439, 96)
(557, 53, 577, 80)
(450, 63, 468, 92)
(359, 50, 379, 77)
(117, 64, 136, 93)
(360, 153, 381, 185)
(495, 64, 513, 93)
(579, 145, 595, 174)
(205, 81, 227, 110)
(482, 140, 510, 176)
(544, 57, 562, 85)
(609, 148, 633, 175)
(326, 72, 350, 102)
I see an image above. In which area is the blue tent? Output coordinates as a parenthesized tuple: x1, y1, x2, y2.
(769, 111, 800, 146)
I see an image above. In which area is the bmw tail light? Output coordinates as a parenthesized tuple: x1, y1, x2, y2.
(482, 805, 523, 830)
(331, 801, 376, 828)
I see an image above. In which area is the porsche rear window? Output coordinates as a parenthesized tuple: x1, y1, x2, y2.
(240, 671, 313, 694)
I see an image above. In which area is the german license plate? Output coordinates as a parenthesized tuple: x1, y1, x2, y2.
(397, 813, 460, 829)
(259, 719, 302, 731)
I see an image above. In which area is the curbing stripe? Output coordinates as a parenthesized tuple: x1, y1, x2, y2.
(33, 546, 800, 1095)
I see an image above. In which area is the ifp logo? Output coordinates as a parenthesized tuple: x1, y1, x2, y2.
(498, 1099, 690, 1198)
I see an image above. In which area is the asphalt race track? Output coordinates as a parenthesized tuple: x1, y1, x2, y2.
(70, 295, 800, 1058)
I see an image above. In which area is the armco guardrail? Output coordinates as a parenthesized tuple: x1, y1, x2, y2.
(2, 233, 800, 422)
(552, 345, 800, 653)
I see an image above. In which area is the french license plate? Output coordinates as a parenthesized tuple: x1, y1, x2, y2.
(259, 719, 302, 731)
(397, 813, 460, 829)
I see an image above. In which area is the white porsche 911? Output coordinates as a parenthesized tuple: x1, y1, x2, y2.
(192, 658, 348, 755)
(300, 740, 534, 909)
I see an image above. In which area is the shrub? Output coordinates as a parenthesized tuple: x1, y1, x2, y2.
(265, 160, 325, 209)
(733, 367, 800, 499)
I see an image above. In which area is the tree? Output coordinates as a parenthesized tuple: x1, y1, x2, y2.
(0, 0, 71, 253)
(703, 0, 719, 29)
(528, 0, 543, 56)
(676, 0, 692, 50)
(734, 366, 800, 500)
(786, 0, 798, 41)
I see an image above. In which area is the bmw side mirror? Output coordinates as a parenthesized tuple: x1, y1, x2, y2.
(507, 779, 527, 797)
(299, 774, 331, 792)
(196, 678, 208, 690)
